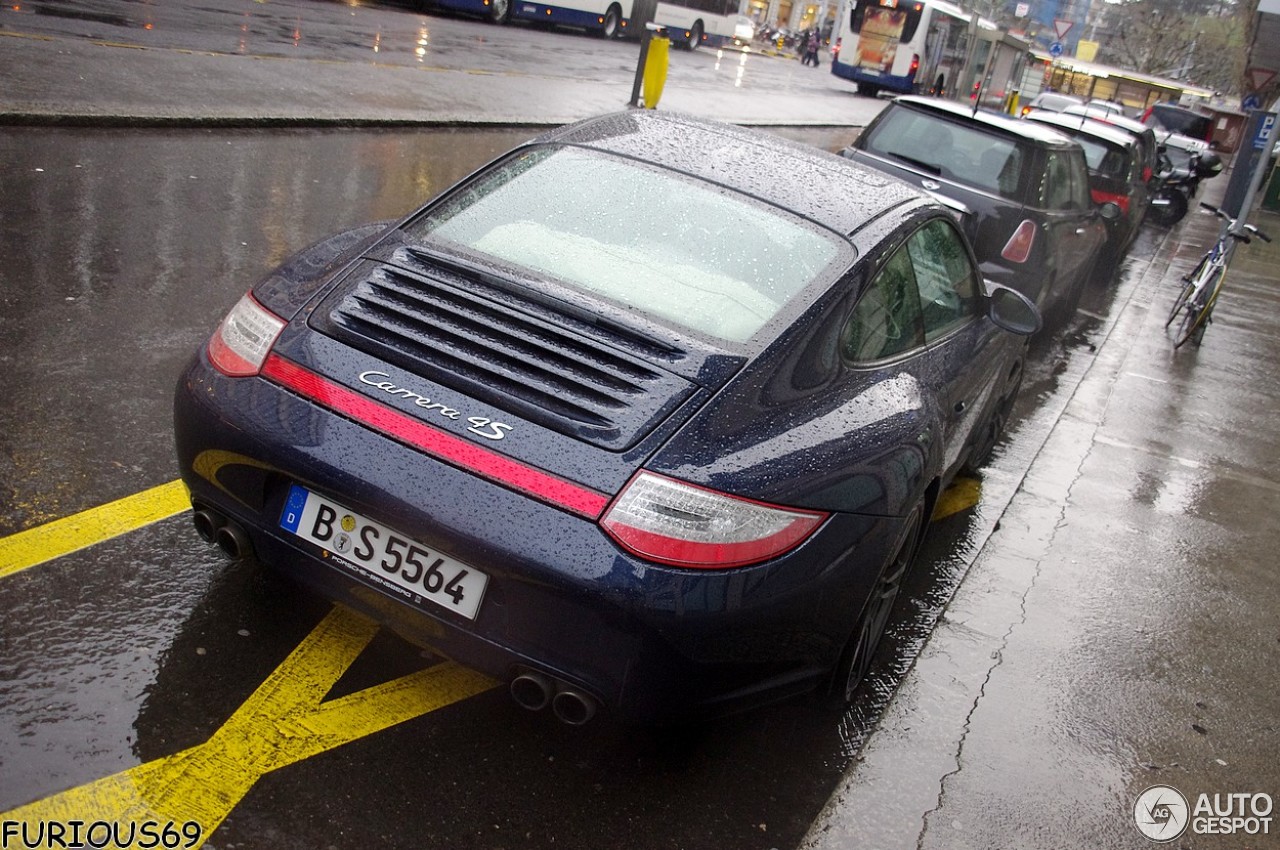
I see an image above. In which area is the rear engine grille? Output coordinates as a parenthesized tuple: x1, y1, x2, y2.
(313, 258, 695, 450)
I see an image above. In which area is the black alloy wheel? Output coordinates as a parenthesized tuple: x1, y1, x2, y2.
(832, 506, 924, 704)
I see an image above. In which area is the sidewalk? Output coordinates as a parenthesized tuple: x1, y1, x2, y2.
(805, 188, 1280, 848)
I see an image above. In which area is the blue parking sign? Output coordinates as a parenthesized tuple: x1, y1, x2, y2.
(1253, 113, 1276, 151)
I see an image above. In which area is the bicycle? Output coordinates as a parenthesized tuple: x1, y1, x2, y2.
(1165, 202, 1272, 348)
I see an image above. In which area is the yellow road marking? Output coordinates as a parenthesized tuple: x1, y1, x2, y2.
(0, 480, 190, 579)
(2, 605, 497, 846)
(932, 476, 982, 520)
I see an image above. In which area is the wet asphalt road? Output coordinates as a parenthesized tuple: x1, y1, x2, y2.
(3, 2, 1280, 849)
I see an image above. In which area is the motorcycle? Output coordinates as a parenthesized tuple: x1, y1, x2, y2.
(1148, 145, 1224, 227)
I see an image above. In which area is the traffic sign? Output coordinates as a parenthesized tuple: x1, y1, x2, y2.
(1053, 18, 1073, 40)
(1243, 93, 1263, 110)
(1247, 67, 1277, 92)
(1049, 41, 1064, 58)
(1252, 113, 1276, 151)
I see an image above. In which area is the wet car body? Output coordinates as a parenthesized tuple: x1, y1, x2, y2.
(174, 111, 1038, 725)
(1025, 111, 1150, 263)
(1018, 91, 1084, 117)
(842, 96, 1112, 321)
(1061, 104, 1160, 181)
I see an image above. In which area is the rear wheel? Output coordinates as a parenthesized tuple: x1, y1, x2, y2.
(1165, 278, 1198, 328)
(830, 506, 924, 704)
(1149, 190, 1188, 227)
(601, 4, 621, 38)
(685, 21, 703, 49)
(486, 0, 511, 23)
(1173, 269, 1223, 348)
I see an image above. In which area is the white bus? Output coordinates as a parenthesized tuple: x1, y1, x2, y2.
(431, 0, 746, 49)
(831, 0, 972, 98)
(653, 0, 749, 50)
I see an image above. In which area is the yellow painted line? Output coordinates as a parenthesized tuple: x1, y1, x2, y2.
(932, 476, 982, 520)
(0, 480, 190, 579)
(2, 604, 497, 846)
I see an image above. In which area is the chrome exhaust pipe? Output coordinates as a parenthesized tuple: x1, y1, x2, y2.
(551, 687, 598, 726)
(214, 522, 252, 561)
(191, 507, 223, 543)
(510, 671, 554, 712)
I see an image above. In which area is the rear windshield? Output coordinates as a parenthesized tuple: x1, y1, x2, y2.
(1074, 137, 1132, 182)
(406, 145, 843, 344)
(861, 107, 1026, 201)
(1153, 105, 1212, 141)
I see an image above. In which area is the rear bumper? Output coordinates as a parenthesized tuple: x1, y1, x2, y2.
(174, 353, 905, 723)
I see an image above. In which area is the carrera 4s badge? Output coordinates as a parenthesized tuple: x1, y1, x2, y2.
(358, 370, 513, 440)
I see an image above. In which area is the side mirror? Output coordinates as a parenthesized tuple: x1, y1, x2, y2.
(983, 280, 1042, 336)
(1098, 201, 1123, 221)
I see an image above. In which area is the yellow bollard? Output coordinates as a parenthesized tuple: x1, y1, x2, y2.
(642, 36, 670, 109)
(1007, 91, 1021, 116)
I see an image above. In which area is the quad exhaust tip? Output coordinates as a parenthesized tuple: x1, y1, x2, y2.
(510, 670, 598, 725)
(191, 504, 253, 561)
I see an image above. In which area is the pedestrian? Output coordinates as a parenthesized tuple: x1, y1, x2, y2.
(803, 30, 821, 67)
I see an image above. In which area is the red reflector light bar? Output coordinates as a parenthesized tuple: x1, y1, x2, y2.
(1090, 188, 1130, 216)
(260, 354, 610, 520)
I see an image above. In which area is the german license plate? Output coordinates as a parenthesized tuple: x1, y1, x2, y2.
(280, 484, 488, 620)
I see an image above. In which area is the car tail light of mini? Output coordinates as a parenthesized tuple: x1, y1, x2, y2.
(1001, 219, 1037, 263)
(1090, 188, 1131, 216)
(207, 293, 286, 377)
(601, 471, 828, 569)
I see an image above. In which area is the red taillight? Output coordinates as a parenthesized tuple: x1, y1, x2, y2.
(909, 53, 919, 75)
(1090, 188, 1131, 216)
(833, 36, 841, 58)
(601, 471, 827, 569)
(1142, 166, 1152, 182)
(207, 293, 285, 377)
(1001, 219, 1038, 263)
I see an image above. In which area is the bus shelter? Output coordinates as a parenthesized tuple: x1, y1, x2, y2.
(956, 26, 1030, 112)
(1023, 52, 1215, 115)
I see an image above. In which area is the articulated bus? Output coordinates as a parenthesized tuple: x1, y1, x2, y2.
(831, 0, 973, 98)
(426, 0, 748, 50)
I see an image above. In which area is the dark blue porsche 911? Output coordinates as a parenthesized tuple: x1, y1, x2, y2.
(174, 111, 1040, 725)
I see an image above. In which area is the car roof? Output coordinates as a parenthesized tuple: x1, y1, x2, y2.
(1062, 105, 1152, 137)
(531, 111, 928, 238)
(1032, 92, 1083, 107)
(1025, 111, 1138, 149)
(890, 95, 1078, 147)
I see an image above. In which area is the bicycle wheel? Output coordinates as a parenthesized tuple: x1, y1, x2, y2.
(1173, 266, 1224, 348)
(1165, 280, 1196, 328)
(1172, 252, 1208, 325)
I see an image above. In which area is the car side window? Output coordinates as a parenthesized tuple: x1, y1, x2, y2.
(1043, 150, 1090, 210)
(906, 219, 982, 341)
(842, 246, 925, 362)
